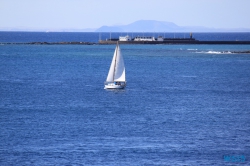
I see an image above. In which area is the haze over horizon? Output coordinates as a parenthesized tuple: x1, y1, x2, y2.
(1, 0, 250, 32)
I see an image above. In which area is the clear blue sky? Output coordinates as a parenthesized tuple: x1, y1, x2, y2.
(1, 0, 250, 30)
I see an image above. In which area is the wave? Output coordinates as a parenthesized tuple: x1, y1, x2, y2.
(196, 51, 232, 54)
(187, 49, 198, 51)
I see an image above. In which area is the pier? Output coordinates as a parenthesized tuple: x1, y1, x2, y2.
(98, 39, 250, 45)
(1, 40, 250, 45)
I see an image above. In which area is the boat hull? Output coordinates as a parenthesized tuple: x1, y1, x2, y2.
(104, 82, 126, 89)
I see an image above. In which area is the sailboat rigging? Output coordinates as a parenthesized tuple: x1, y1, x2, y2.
(104, 42, 126, 89)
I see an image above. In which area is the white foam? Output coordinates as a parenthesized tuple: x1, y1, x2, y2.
(207, 51, 221, 54)
(196, 51, 232, 54)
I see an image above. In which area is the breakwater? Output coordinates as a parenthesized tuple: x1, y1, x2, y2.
(98, 40, 250, 45)
(1, 40, 250, 45)
(0, 41, 95, 45)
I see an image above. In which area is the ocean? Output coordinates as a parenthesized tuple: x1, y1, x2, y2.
(0, 32, 250, 165)
(1, 32, 250, 43)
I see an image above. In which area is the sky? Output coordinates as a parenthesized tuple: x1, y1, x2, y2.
(1, 0, 250, 30)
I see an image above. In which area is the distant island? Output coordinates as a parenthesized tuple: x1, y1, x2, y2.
(95, 20, 250, 32)
(1, 20, 250, 32)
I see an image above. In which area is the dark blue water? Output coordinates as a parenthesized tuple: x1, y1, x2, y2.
(0, 33, 250, 165)
(1, 32, 250, 43)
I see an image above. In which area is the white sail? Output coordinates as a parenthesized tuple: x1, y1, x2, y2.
(106, 44, 125, 82)
(114, 44, 125, 82)
(106, 46, 117, 82)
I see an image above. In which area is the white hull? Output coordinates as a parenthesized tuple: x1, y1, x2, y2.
(104, 85, 125, 89)
(104, 82, 126, 89)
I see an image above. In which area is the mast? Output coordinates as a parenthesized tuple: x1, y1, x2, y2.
(112, 42, 118, 81)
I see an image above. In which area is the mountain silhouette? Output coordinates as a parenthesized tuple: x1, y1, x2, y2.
(95, 20, 250, 32)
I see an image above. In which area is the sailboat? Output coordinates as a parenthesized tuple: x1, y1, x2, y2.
(104, 42, 126, 89)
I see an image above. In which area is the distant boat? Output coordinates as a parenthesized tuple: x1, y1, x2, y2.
(104, 42, 126, 89)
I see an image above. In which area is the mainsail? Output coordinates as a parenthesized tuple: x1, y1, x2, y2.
(106, 43, 125, 82)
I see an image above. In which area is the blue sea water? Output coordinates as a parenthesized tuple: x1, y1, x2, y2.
(1, 32, 250, 43)
(0, 32, 250, 165)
